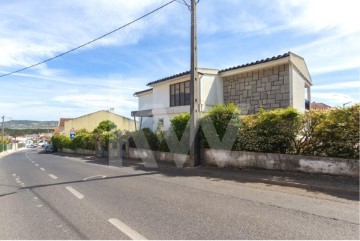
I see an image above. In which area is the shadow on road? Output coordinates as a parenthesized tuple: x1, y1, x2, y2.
(50, 152, 360, 201)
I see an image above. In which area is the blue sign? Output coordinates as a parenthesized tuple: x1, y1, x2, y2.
(70, 128, 76, 140)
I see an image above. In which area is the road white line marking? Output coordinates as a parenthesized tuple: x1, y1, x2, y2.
(108, 218, 147, 240)
(33, 197, 38, 200)
(48, 174, 58, 179)
(82, 175, 107, 181)
(65, 186, 84, 199)
(12, 174, 16, 177)
(40, 168, 46, 171)
(35, 164, 39, 166)
(32, 161, 35, 163)
(37, 205, 43, 207)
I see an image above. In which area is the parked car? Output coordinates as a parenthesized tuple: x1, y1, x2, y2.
(44, 145, 54, 153)
(39, 141, 47, 147)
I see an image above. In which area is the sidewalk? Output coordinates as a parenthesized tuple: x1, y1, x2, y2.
(186, 166, 359, 196)
(122, 158, 359, 197)
(55, 152, 360, 198)
(0, 147, 26, 158)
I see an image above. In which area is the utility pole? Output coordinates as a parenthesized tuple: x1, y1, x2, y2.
(189, 0, 200, 166)
(1, 116, 4, 152)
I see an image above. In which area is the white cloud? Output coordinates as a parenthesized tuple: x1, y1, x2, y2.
(312, 92, 359, 106)
(277, 0, 360, 34)
(0, 0, 174, 70)
(313, 81, 360, 90)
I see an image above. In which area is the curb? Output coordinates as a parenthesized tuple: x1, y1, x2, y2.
(180, 167, 360, 197)
(0, 148, 25, 159)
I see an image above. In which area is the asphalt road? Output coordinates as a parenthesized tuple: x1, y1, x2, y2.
(0, 149, 359, 239)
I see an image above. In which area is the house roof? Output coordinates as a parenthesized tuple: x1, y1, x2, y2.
(311, 102, 332, 109)
(133, 88, 153, 97)
(146, 68, 219, 87)
(219, 52, 290, 73)
(70, 110, 134, 122)
(138, 52, 311, 93)
(146, 70, 190, 86)
(58, 118, 73, 127)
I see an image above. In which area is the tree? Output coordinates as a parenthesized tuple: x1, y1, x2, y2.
(93, 120, 117, 152)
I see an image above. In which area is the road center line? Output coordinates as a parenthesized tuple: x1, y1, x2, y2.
(108, 218, 147, 240)
(48, 174, 58, 180)
(40, 168, 46, 171)
(65, 186, 84, 199)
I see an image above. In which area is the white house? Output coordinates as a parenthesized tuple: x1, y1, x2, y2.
(131, 52, 312, 131)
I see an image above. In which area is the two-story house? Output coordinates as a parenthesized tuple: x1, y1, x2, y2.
(131, 52, 312, 131)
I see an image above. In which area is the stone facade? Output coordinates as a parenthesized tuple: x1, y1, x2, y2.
(223, 64, 290, 115)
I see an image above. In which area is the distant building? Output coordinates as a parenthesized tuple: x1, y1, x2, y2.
(54, 118, 73, 135)
(63, 110, 136, 137)
(311, 102, 332, 109)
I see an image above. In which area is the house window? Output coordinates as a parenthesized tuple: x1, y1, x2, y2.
(170, 81, 190, 107)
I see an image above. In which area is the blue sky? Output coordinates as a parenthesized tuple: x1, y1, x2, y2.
(0, 0, 359, 121)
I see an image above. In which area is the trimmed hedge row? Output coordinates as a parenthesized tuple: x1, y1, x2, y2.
(52, 104, 359, 159)
(128, 104, 359, 159)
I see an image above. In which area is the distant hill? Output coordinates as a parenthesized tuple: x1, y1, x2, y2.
(4, 120, 58, 129)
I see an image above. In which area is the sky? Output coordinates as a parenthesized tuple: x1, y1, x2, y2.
(0, 0, 359, 121)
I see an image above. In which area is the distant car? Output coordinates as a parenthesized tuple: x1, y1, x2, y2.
(39, 141, 47, 147)
(44, 145, 54, 153)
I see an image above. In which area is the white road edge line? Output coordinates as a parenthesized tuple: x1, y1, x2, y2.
(40, 168, 46, 171)
(108, 218, 147, 240)
(48, 174, 58, 180)
(65, 186, 84, 199)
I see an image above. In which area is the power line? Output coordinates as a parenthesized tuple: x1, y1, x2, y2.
(0, 0, 176, 78)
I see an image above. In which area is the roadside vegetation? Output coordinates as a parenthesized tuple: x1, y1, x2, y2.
(51, 104, 360, 159)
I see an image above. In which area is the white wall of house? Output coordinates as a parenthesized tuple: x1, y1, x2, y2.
(135, 54, 312, 131)
(144, 72, 222, 131)
(200, 74, 223, 112)
(137, 91, 154, 130)
(138, 91, 153, 111)
(291, 66, 307, 113)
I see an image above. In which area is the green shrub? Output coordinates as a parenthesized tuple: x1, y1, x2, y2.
(200, 103, 241, 150)
(166, 113, 190, 154)
(170, 113, 190, 140)
(157, 131, 169, 152)
(237, 107, 301, 153)
(72, 132, 95, 150)
(295, 105, 359, 158)
(51, 134, 72, 151)
(128, 128, 159, 150)
(93, 121, 117, 151)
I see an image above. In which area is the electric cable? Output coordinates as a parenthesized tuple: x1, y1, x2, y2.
(0, 0, 176, 78)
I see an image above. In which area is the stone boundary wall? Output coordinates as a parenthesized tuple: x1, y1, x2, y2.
(61, 146, 358, 177)
(223, 64, 290, 115)
(62, 148, 96, 156)
(203, 149, 359, 177)
(128, 148, 191, 167)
